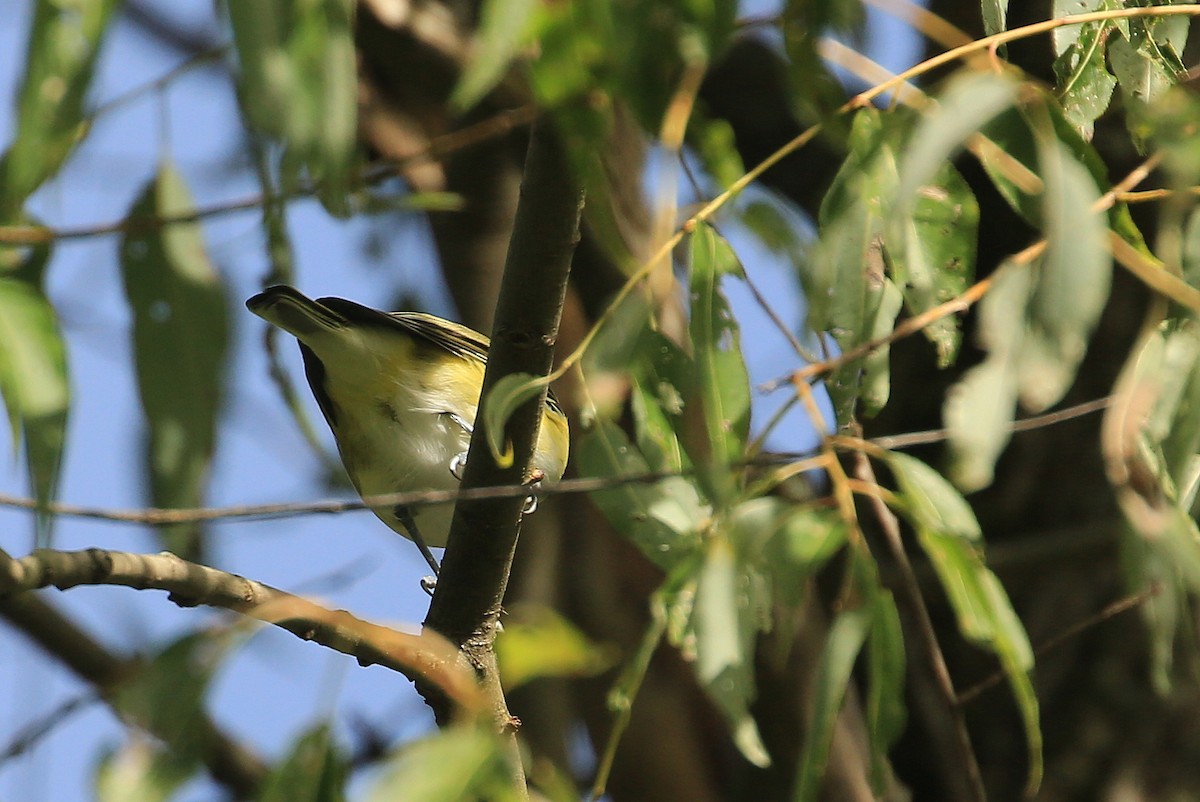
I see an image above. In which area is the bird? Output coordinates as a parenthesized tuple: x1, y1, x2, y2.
(246, 285, 569, 580)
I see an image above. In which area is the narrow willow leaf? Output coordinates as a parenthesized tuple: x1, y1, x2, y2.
(121, 162, 229, 560)
(689, 223, 751, 496)
(793, 605, 871, 802)
(1052, 17, 1117, 138)
(452, 0, 540, 110)
(891, 164, 979, 366)
(0, 0, 121, 218)
(943, 359, 1018, 491)
(865, 587, 906, 791)
(886, 451, 981, 542)
(259, 725, 347, 802)
(982, 0, 1008, 36)
(366, 727, 516, 802)
(859, 277, 903, 417)
(226, 0, 357, 215)
(0, 242, 69, 545)
(1018, 134, 1110, 411)
(481, 372, 546, 468)
(691, 536, 771, 767)
(895, 71, 1019, 208)
(577, 419, 705, 568)
(95, 738, 196, 802)
(496, 606, 617, 691)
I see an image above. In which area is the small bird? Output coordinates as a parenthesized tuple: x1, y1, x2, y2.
(246, 285, 569, 578)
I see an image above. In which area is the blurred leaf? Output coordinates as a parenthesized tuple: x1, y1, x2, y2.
(688, 113, 746, 189)
(865, 584, 905, 791)
(982, 0, 1008, 36)
(258, 724, 346, 802)
(481, 372, 546, 468)
(1144, 87, 1200, 185)
(793, 604, 870, 802)
(452, 0, 539, 110)
(889, 451, 1042, 792)
(782, 0, 863, 134)
(886, 451, 981, 542)
(0, 241, 68, 545)
(577, 419, 706, 568)
(630, 330, 693, 476)
(690, 536, 771, 767)
(689, 223, 751, 498)
(859, 277, 903, 417)
(496, 606, 617, 691)
(767, 506, 848, 608)
(95, 738, 195, 802)
(121, 162, 229, 561)
(0, 0, 121, 218)
(366, 727, 517, 802)
(112, 629, 237, 764)
(1017, 132, 1110, 412)
(943, 359, 1018, 491)
(226, 0, 358, 215)
(890, 163, 979, 366)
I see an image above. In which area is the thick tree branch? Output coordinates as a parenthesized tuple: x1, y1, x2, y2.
(0, 548, 267, 798)
(422, 115, 582, 709)
(0, 547, 483, 717)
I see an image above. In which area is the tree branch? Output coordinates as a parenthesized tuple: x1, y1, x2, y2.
(0, 548, 267, 798)
(421, 114, 582, 726)
(0, 547, 483, 717)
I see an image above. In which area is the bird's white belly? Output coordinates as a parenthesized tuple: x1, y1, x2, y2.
(335, 400, 472, 548)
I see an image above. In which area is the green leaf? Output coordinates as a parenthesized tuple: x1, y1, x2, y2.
(226, 0, 358, 215)
(95, 738, 195, 802)
(629, 330, 693, 475)
(981, 0, 1008, 36)
(782, 0, 864, 134)
(577, 419, 706, 568)
(943, 359, 1019, 491)
(481, 372, 547, 469)
(121, 162, 229, 561)
(886, 451, 981, 542)
(0, 241, 69, 546)
(496, 606, 617, 691)
(793, 605, 871, 801)
(1017, 132, 1110, 412)
(889, 163, 979, 366)
(865, 587, 905, 790)
(0, 0, 121, 218)
(888, 453, 1042, 793)
(452, 0, 540, 110)
(689, 223, 751, 496)
(366, 727, 516, 802)
(767, 507, 848, 608)
(691, 536, 771, 767)
(1052, 15, 1117, 138)
(259, 724, 347, 802)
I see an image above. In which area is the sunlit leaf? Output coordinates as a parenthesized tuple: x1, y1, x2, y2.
(226, 0, 358, 215)
(689, 223, 751, 498)
(767, 507, 848, 608)
(259, 724, 347, 802)
(95, 738, 195, 802)
(1052, 15, 1117, 138)
(121, 162, 229, 561)
(452, 0, 539, 110)
(793, 604, 870, 801)
(496, 606, 617, 691)
(577, 419, 706, 568)
(0, 241, 68, 545)
(0, 0, 121, 218)
(366, 727, 516, 802)
(481, 372, 546, 468)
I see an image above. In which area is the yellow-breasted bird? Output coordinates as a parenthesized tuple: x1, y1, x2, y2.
(246, 285, 569, 576)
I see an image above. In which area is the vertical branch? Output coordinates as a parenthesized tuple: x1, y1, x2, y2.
(421, 113, 583, 732)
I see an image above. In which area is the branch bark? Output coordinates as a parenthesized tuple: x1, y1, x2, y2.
(421, 114, 582, 727)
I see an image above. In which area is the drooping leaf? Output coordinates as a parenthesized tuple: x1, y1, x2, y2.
(577, 419, 706, 569)
(887, 451, 981, 541)
(865, 585, 906, 791)
(943, 359, 1019, 491)
(0, 240, 69, 545)
(982, 0, 1008, 36)
(95, 738, 195, 802)
(225, 0, 358, 215)
(0, 0, 122, 219)
(481, 372, 546, 469)
(688, 223, 751, 499)
(690, 535, 771, 768)
(496, 606, 617, 691)
(366, 726, 517, 802)
(121, 162, 229, 561)
(258, 724, 347, 802)
(793, 604, 871, 802)
(452, 0, 540, 110)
